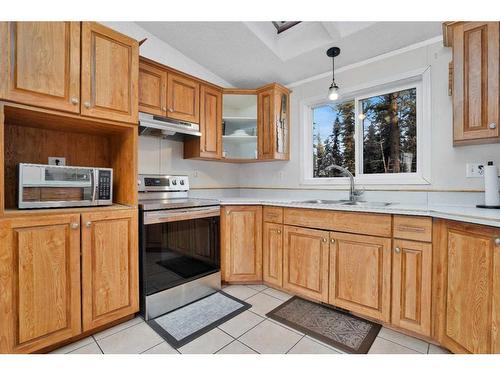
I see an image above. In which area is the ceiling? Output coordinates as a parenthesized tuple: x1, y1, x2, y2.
(137, 21, 442, 88)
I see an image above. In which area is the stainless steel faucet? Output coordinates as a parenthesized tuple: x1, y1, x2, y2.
(325, 164, 363, 202)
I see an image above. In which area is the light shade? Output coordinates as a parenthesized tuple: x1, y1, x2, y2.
(328, 83, 340, 101)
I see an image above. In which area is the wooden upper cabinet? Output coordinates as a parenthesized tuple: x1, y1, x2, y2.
(283, 225, 329, 302)
(221, 206, 262, 282)
(81, 22, 139, 124)
(444, 22, 499, 145)
(81, 209, 139, 331)
(0, 22, 81, 113)
(258, 83, 290, 160)
(184, 84, 222, 159)
(329, 232, 391, 322)
(433, 219, 500, 354)
(138, 59, 167, 116)
(167, 72, 200, 123)
(392, 239, 432, 336)
(263, 222, 283, 288)
(0, 214, 81, 354)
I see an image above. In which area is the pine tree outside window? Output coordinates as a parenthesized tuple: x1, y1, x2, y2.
(302, 68, 431, 185)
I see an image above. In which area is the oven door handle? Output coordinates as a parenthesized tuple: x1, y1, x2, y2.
(143, 206, 220, 224)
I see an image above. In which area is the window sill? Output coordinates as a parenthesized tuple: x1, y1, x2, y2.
(301, 174, 431, 186)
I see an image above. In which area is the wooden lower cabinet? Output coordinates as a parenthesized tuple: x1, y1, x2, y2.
(0, 214, 82, 353)
(392, 239, 432, 336)
(81, 209, 139, 331)
(329, 232, 392, 322)
(433, 219, 500, 353)
(221, 206, 262, 282)
(282, 225, 329, 302)
(263, 222, 283, 288)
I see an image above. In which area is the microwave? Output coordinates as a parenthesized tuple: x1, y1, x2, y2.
(17, 163, 113, 209)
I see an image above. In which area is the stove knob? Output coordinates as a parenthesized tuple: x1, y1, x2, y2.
(171, 180, 177, 185)
(180, 180, 185, 186)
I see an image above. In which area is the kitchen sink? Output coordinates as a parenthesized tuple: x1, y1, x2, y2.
(341, 201, 392, 207)
(296, 199, 350, 204)
(295, 199, 392, 207)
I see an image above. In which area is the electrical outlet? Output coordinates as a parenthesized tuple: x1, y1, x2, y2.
(466, 163, 485, 178)
(192, 170, 199, 178)
(278, 171, 285, 180)
(48, 157, 66, 166)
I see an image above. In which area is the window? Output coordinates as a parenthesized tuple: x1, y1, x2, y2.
(360, 87, 417, 174)
(312, 100, 355, 177)
(302, 68, 430, 185)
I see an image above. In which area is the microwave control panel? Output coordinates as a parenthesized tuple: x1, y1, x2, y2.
(98, 170, 112, 200)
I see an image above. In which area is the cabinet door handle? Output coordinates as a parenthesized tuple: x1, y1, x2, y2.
(86, 221, 92, 228)
(168, 107, 173, 112)
(330, 238, 336, 244)
(71, 223, 79, 230)
(395, 247, 401, 254)
(162, 107, 167, 112)
(489, 123, 497, 130)
(322, 238, 327, 242)
(276, 229, 281, 234)
(84, 101, 91, 109)
(71, 97, 79, 105)
(494, 237, 500, 246)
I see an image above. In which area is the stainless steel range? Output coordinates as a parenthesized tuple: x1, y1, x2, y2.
(138, 174, 221, 320)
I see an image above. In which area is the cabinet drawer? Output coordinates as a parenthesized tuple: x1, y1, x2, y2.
(263, 206, 283, 223)
(393, 215, 432, 242)
(284, 208, 392, 237)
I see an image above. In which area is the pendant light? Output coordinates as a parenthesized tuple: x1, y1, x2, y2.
(326, 47, 341, 101)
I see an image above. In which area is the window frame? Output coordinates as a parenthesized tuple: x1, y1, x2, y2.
(300, 67, 431, 186)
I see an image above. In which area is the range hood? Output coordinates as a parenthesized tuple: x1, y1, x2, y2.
(139, 112, 201, 138)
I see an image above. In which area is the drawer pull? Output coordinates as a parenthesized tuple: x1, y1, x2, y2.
(277, 229, 281, 234)
(395, 247, 401, 254)
(397, 225, 425, 233)
(495, 237, 500, 246)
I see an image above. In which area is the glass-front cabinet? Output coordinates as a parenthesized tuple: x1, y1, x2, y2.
(222, 93, 258, 160)
(220, 84, 290, 162)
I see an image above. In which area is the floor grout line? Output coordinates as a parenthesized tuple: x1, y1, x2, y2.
(285, 335, 306, 354)
(93, 317, 144, 342)
(235, 339, 260, 354)
(217, 310, 265, 340)
(91, 336, 104, 354)
(213, 338, 237, 354)
(138, 340, 169, 354)
(374, 336, 426, 354)
(301, 335, 344, 354)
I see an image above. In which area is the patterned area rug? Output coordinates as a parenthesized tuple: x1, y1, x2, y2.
(267, 296, 381, 354)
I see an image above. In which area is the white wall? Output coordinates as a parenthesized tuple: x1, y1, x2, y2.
(102, 23, 499, 192)
(238, 41, 500, 192)
(103, 22, 241, 188)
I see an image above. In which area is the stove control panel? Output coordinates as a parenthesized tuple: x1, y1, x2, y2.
(138, 175, 189, 192)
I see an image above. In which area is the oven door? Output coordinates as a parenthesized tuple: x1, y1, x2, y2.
(141, 206, 220, 298)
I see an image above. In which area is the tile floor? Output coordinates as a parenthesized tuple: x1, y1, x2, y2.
(51, 284, 451, 355)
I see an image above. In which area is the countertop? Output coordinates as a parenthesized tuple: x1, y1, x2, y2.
(218, 198, 500, 228)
